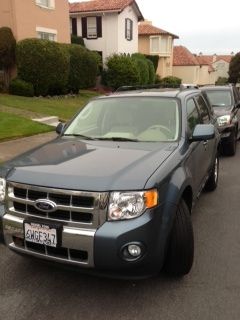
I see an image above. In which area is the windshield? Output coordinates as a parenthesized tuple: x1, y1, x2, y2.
(64, 97, 180, 142)
(205, 90, 232, 107)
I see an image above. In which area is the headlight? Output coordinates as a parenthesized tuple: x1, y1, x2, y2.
(217, 115, 231, 127)
(0, 178, 6, 203)
(108, 189, 158, 221)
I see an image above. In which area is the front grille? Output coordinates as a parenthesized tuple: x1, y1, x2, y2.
(8, 182, 108, 228)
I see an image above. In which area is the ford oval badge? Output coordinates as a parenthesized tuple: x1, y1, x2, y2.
(34, 199, 57, 212)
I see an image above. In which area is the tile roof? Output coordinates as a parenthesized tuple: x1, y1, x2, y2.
(138, 24, 179, 39)
(215, 55, 232, 63)
(69, 0, 143, 20)
(196, 55, 213, 65)
(173, 46, 199, 66)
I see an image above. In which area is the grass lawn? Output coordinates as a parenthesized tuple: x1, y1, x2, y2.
(0, 111, 53, 142)
(0, 90, 99, 121)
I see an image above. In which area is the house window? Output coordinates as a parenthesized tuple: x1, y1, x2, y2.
(36, 27, 57, 41)
(36, 0, 55, 9)
(150, 36, 172, 55)
(87, 17, 97, 38)
(81, 17, 102, 39)
(125, 18, 133, 41)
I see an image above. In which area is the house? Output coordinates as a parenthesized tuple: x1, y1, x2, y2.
(138, 20, 179, 78)
(0, 0, 70, 43)
(172, 46, 217, 85)
(196, 54, 233, 81)
(69, 0, 144, 62)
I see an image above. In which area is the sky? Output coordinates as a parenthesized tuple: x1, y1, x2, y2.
(69, 0, 240, 55)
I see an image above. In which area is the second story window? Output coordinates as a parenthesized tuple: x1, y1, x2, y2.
(81, 17, 102, 39)
(150, 36, 172, 56)
(36, 0, 55, 9)
(125, 18, 133, 41)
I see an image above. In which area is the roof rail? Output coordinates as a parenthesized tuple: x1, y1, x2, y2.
(115, 83, 180, 92)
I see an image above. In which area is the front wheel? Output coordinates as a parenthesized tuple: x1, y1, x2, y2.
(204, 155, 219, 192)
(164, 199, 194, 276)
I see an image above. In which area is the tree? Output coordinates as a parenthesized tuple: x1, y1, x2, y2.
(0, 27, 16, 89)
(228, 52, 240, 84)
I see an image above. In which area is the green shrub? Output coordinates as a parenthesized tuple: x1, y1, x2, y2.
(17, 39, 69, 96)
(0, 27, 16, 89)
(132, 55, 149, 85)
(9, 78, 34, 97)
(215, 77, 228, 85)
(144, 55, 159, 72)
(105, 54, 140, 89)
(146, 59, 155, 84)
(67, 44, 98, 93)
(161, 76, 182, 86)
(71, 35, 85, 46)
(155, 74, 162, 84)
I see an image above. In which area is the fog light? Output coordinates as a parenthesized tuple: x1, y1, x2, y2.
(128, 244, 142, 257)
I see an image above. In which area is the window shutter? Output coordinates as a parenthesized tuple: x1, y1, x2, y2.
(82, 17, 87, 38)
(71, 18, 77, 35)
(130, 19, 133, 40)
(125, 19, 127, 39)
(97, 16, 102, 38)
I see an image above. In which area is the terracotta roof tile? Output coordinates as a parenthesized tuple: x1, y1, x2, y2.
(173, 46, 199, 66)
(215, 55, 232, 63)
(138, 24, 179, 39)
(69, 0, 143, 19)
(196, 55, 213, 65)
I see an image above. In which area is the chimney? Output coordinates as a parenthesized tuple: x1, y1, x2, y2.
(199, 52, 202, 56)
(139, 20, 152, 25)
(213, 53, 217, 62)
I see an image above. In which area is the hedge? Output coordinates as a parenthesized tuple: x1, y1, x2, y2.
(144, 55, 159, 72)
(146, 59, 155, 84)
(132, 54, 149, 85)
(104, 54, 140, 89)
(17, 39, 69, 96)
(161, 76, 182, 86)
(67, 45, 99, 92)
(9, 78, 34, 97)
(71, 35, 85, 46)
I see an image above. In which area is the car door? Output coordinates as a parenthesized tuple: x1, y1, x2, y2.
(185, 98, 208, 196)
(194, 95, 215, 173)
(232, 87, 240, 138)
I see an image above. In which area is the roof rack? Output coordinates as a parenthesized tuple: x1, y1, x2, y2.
(115, 83, 180, 92)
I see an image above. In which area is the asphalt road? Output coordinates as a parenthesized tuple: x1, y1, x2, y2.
(1, 145, 240, 320)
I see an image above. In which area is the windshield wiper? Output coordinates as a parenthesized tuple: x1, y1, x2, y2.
(95, 137, 140, 142)
(63, 134, 96, 140)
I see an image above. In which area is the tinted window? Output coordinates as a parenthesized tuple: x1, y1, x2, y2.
(187, 99, 201, 136)
(205, 90, 232, 107)
(196, 96, 210, 124)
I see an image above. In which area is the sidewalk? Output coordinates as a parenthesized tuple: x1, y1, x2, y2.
(0, 132, 57, 162)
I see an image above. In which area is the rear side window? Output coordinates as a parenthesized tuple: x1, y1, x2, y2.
(195, 96, 210, 124)
(186, 99, 201, 136)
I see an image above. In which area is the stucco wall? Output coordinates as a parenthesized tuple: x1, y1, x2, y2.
(138, 35, 149, 54)
(213, 60, 230, 79)
(0, 0, 15, 34)
(117, 6, 138, 55)
(0, 0, 70, 43)
(172, 66, 200, 84)
(198, 65, 216, 85)
(76, 13, 119, 62)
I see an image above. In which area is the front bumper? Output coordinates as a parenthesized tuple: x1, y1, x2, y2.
(2, 202, 176, 279)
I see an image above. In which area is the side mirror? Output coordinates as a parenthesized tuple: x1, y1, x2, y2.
(191, 124, 215, 142)
(56, 122, 65, 135)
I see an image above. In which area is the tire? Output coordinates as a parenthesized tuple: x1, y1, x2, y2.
(164, 199, 194, 276)
(223, 131, 237, 156)
(204, 155, 219, 191)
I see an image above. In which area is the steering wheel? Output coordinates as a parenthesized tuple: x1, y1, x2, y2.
(147, 125, 173, 138)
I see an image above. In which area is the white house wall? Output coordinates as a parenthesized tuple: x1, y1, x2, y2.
(117, 6, 138, 55)
(213, 59, 230, 79)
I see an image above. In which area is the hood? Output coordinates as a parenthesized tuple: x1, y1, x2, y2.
(2, 137, 177, 191)
(213, 106, 232, 117)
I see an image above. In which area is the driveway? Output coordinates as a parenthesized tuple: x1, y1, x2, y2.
(0, 138, 240, 320)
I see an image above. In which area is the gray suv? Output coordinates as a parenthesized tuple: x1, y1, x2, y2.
(0, 87, 220, 278)
(201, 85, 240, 156)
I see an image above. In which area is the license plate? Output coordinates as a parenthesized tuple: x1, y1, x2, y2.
(24, 222, 58, 247)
